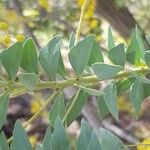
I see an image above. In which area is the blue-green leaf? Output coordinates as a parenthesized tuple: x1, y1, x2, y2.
(11, 121, 32, 150)
(87, 132, 101, 150)
(0, 132, 10, 150)
(144, 50, 150, 68)
(68, 35, 95, 75)
(49, 92, 65, 127)
(35, 144, 43, 150)
(0, 91, 9, 130)
(57, 54, 66, 78)
(18, 73, 38, 91)
(39, 36, 61, 80)
(108, 27, 115, 50)
(99, 128, 127, 150)
(64, 90, 89, 126)
(77, 119, 92, 150)
(88, 40, 104, 66)
(21, 38, 38, 74)
(51, 118, 70, 150)
(108, 43, 125, 66)
(79, 86, 104, 96)
(97, 95, 110, 119)
(0, 42, 22, 80)
(103, 84, 119, 121)
(92, 63, 123, 80)
(69, 32, 75, 49)
(42, 127, 51, 150)
(135, 25, 145, 59)
(130, 79, 143, 116)
(126, 32, 141, 65)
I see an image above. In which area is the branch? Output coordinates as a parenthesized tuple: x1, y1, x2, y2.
(7, 90, 60, 143)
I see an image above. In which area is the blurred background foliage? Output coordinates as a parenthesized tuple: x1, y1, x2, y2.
(0, 0, 150, 149)
(0, 0, 149, 48)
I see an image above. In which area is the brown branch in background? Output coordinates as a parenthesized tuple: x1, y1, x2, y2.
(96, 0, 150, 50)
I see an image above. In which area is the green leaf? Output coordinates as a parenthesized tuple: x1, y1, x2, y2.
(92, 63, 123, 80)
(97, 95, 110, 119)
(49, 92, 65, 127)
(99, 128, 127, 150)
(35, 144, 43, 150)
(87, 132, 101, 150)
(42, 127, 51, 150)
(69, 32, 75, 49)
(77, 119, 92, 150)
(108, 43, 125, 66)
(57, 54, 66, 78)
(103, 84, 119, 121)
(39, 36, 61, 80)
(21, 38, 38, 74)
(51, 117, 70, 150)
(18, 73, 38, 91)
(88, 40, 104, 66)
(126, 32, 141, 65)
(79, 86, 104, 96)
(0, 132, 10, 150)
(135, 25, 145, 59)
(108, 27, 115, 49)
(0, 42, 22, 80)
(0, 91, 9, 130)
(68, 35, 95, 75)
(64, 90, 89, 126)
(11, 120, 32, 150)
(144, 50, 150, 68)
(116, 76, 136, 95)
(130, 79, 143, 116)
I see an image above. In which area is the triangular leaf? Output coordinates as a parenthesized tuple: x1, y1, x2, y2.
(11, 121, 32, 150)
(51, 118, 70, 150)
(69, 32, 75, 49)
(64, 90, 89, 126)
(126, 32, 141, 65)
(103, 84, 119, 121)
(21, 38, 38, 74)
(39, 36, 61, 80)
(0, 91, 9, 130)
(79, 86, 104, 96)
(0, 42, 22, 80)
(99, 128, 127, 150)
(68, 35, 95, 75)
(92, 63, 123, 80)
(57, 54, 66, 78)
(108, 27, 115, 50)
(77, 119, 92, 150)
(49, 92, 65, 127)
(42, 127, 51, 150)
(0, 132, 10, 150)
(144, 50, 150, 68)
(130, 79, 143, 116)
(108, 43, 125, 66)
(97, 95, 110, 119)
(88, 40, 104, 66)
(18, 73, 38, 91)
(87, 132, 101, 150)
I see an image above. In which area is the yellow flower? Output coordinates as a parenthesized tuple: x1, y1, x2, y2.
(0, 22, 9, 31)
(76, 0, 96, 19)
(29, 136, 37, 147)
(0, 35, 11, 47)
(16, 34, 25, 42)
(117, 96, 132, 112)
(38, 0, 48, 11)
(137, 138, 150, 150)
(89, 19, 98, 29)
